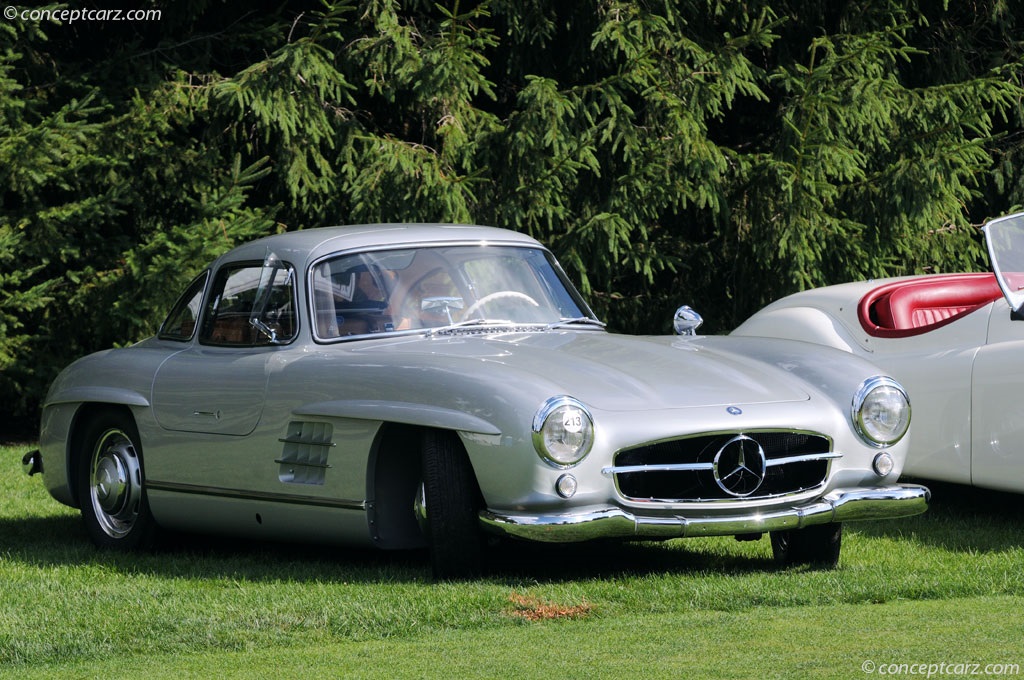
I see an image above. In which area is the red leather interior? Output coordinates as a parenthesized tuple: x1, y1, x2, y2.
(858, 273, 1001, 338)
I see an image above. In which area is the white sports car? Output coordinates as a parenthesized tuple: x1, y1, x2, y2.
(23, 223, 928, 577)
(735, 211, 1024, 494)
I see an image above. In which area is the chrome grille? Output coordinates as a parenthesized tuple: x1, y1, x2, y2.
(606, 432, 836, 502)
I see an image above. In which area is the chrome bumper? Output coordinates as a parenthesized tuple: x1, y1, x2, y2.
(22, 449, 42, 476)
(480, 484, 930, 543)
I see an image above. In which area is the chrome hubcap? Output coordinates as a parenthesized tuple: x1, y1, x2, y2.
(89, 429, 142, 539)
(414, 482, 429, 537)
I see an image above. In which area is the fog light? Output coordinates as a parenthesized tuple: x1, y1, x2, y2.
(873, 452, 894, 477)
(556, 474, 578, 499)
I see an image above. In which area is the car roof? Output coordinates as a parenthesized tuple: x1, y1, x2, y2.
(215, 223, 545, 269)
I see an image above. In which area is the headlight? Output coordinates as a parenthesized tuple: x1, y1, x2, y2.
(532, 396, 594, 467)
(852, 376, 911, 447)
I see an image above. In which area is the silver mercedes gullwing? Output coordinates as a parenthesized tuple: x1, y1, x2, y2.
(23, 224, 929, 578)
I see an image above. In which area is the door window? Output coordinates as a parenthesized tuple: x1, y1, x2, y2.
(200, 261, 297, 346)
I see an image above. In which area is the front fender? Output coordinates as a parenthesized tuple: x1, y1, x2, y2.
(699, 334, 904, 436)
(293, 400, 501, 436)
(44, 385, 151, 408)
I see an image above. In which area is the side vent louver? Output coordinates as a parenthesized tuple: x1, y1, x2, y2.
(276, 421, 335, 485)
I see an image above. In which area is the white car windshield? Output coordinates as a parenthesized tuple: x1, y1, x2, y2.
(985, 211, 1024, 313)
(310, 244, 599, 340)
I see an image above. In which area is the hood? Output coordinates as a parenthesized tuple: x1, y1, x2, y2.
(352, 330, 811, 412)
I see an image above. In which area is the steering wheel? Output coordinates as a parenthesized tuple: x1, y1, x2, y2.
(463, 291, 540, 319)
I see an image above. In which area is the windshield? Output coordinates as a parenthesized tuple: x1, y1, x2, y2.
(985, 211, 1024, 313)
(310, 244, 599, 340)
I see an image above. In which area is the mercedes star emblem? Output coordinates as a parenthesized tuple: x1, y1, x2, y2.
(712, 434, 767, 497)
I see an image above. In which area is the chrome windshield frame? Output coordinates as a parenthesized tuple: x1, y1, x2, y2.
(307, 241, 602, 344)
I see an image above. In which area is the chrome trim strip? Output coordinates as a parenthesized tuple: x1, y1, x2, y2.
(278, 437, 337, 447)
(145, 480, 366, 510)
(602, 462, 713, 476)
(479, 484, 930, 543)
(273, 459, 332, 469)
(625, 484, 827, 505)
(601, 450, 839, 476)
(766, 451, 842, 466)
(613, 428, 834, 455)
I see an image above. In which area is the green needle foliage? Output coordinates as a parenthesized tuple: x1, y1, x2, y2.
(2, 0, 1023, 426)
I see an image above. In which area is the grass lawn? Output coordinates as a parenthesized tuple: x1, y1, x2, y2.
(2, 442, 1023, 678)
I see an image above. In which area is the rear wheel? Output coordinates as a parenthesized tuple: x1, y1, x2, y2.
(770, 523, 842, 569)
(420, 430, 483, 579)
(76, 410, 158, 550)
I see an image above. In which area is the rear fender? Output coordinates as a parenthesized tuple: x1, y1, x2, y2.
(733, 306, 861, 354)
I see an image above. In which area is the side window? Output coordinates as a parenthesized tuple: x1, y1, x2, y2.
(200, 261, 297, 346)
(158, 272, 209, 342)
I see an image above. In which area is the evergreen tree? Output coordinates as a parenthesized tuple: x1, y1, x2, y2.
(2, 0, 1023, 429)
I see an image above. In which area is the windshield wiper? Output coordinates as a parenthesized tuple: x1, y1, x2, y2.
(426, 316, 606, 337)
(425, 318, 514, 337)
(544, 317, 607, 330)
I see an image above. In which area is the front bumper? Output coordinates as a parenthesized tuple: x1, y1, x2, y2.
(480, 484, 930, 543)
(22, 449, 42, 476)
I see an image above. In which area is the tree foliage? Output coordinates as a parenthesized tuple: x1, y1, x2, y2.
(2, 0, 1024, 427)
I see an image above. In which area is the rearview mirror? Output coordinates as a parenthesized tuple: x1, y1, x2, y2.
(422, 296, 465, 324)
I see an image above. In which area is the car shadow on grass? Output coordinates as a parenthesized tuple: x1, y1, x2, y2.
(483, 537, 776, 583)
(851, 478, 1024, 553)
(15, 477, 1017, 582)
(0, 512, 780, 583)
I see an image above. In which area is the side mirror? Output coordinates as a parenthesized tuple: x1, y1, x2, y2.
(673, 305, 703, 336)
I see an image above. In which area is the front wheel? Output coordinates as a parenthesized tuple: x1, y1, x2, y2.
(420, 430, 483, 579)
(76, 410, 158, 550)
(770, 523, 842, 569)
